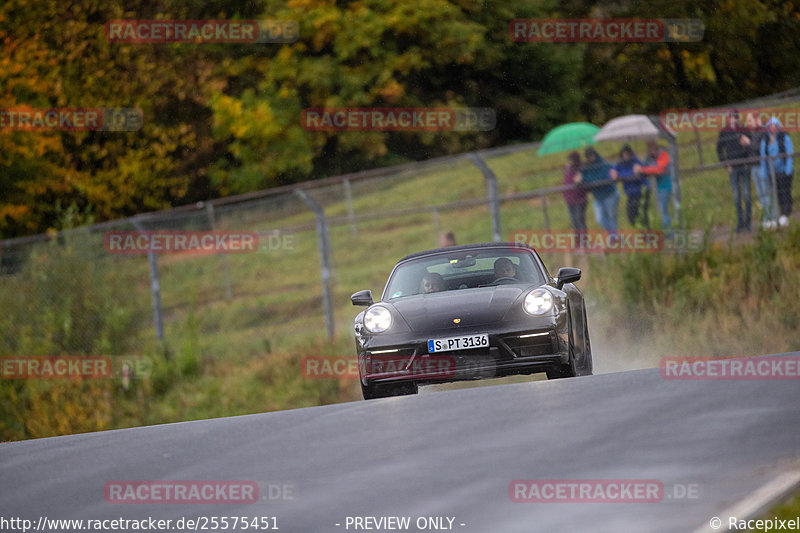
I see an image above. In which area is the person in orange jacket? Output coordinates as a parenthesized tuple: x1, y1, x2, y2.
(634, 139, 672, 231)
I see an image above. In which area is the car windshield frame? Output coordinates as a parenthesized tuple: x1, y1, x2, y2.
(381, 247, 548, 301)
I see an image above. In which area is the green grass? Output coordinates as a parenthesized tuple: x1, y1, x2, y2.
(749, 490, 800, 533)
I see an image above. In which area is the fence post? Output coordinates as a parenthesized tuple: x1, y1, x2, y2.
(541, 193, 550, 231)
(206, 203, 233, 301)
(693, 125, 704, 166)
(469, 153, 502, 241)
(294, 189, 334, 340)
(669, 138, 682, 226)
(343, 178, 358, 237)
(432, 207, 441, 245)
(768, 157, 780, 224)
(132, 215, 166, 352)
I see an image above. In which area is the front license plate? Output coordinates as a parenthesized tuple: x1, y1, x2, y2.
(428, 334, 489, 353)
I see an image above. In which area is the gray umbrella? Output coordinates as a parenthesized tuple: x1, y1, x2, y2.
(594, 114, 675, 142)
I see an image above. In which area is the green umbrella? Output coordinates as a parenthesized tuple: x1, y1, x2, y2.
(537, 122, 600, 156)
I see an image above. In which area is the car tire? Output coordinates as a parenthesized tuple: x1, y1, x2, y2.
(577, 307, 593, 376)
(545, 356, 577, 380)
(361, 381, 418, 400)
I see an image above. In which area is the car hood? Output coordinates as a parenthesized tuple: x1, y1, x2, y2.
(388, 286, 533, 332)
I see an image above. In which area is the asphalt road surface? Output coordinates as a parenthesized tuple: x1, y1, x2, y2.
(2, 354, 800, 533)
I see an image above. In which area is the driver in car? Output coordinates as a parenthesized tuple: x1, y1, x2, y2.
(493, 257, 518, 282)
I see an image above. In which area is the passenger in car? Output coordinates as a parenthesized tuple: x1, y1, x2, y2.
(420, 272, 446, 293)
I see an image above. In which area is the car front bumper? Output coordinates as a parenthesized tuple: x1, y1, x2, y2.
(357, 314, 569, 385)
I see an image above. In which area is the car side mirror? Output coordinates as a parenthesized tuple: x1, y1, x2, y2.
(556, 267, 581, 289)
(351, 289, 374, 306)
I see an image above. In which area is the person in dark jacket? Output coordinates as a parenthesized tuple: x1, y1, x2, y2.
(610, 145, 650, 228)
(562, 151, 587, 231)
(582, 147, 619, 232)
(717, 110, 753, 232)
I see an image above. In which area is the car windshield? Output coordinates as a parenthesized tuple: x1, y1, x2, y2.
(383, 249, 546, 300)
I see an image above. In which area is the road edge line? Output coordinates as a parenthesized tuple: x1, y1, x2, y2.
(690, 470, 800, 533)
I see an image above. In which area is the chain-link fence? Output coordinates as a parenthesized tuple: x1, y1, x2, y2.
(2, 89, 799, 360)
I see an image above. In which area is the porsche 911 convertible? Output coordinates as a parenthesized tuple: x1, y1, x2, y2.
(351, 242, 592, 399)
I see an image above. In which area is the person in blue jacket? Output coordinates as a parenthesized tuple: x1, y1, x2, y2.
(750, 113, 775, 229)
(760, 117, 794, 228)
(610, 144, 650, 229)
(582, 147, 619, 232)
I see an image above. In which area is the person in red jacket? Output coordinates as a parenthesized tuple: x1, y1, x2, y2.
(562, 151, 587, 231)
(634, 140, 672, 231)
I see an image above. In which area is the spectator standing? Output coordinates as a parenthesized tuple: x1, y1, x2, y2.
(717, 110, 753, 232)
(582, 147, 619, 232)
(748, 113, 775, 229)
(760, 117, 794, 227)
(635, 140, 672, 231)
(610, 145, 650, 228)
(562, 151, 587, 232)
(439, 231, 457, 247)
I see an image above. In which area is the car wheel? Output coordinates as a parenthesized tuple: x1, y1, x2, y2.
(361, 381, 418, 400)
(546, 306, 578, 380)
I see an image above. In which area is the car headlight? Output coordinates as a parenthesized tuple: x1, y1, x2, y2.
(363, 306, 392, 333)
(524, 288, 553, 316)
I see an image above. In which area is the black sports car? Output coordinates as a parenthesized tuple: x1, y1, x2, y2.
(351, 242, 592, 399)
